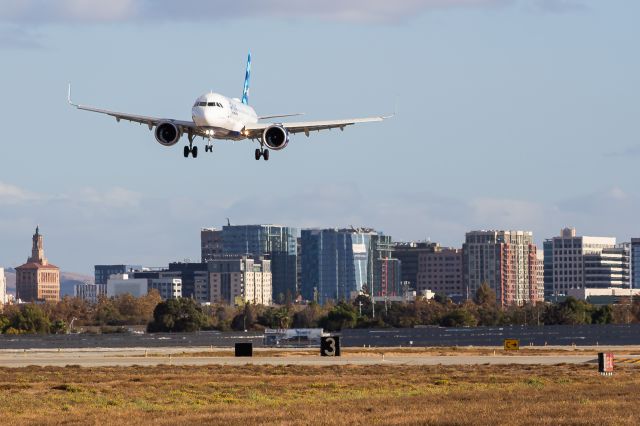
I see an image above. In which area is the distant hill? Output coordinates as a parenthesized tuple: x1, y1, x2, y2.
(3, 268, 93, 298)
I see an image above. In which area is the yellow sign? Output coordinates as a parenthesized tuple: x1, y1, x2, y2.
(504, 339, 520, 351)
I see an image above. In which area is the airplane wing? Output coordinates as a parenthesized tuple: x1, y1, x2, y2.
(243, 116, 389, 139)
(68, 85, 197, 133)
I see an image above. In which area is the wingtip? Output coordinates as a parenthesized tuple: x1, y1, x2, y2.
(67, 82, 79, 108)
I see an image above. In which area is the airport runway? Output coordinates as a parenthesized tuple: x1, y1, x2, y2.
(0, 348, 624, 368)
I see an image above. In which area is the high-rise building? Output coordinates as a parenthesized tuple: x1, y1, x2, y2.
(201, 228, 223, 262)
(74, 283, 107, 303)
(300, 228, 374, 304)
(208, 256, 272, 305)
(546, 228, 617, 298)
(0, 267, 6, 304)
(221, 224, 297, 303)
(543, 239, 554, 300)
(394, 242, 438, 291)
(369, 234, 402, 298)
(632, 238, 640, 289)
(535, 252, 545, 302)
(94, 265, 142, 285)
(16, 227, 60, 302)
(416, 245, 464, 300)
(463, 230, 539, 307)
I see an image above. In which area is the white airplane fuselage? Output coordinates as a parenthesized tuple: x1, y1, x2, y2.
(191, 92, 258, 140)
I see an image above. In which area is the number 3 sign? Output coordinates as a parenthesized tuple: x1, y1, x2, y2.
(321, 336, 341, 357)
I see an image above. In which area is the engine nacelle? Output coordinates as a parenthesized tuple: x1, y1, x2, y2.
(262, 125, 289, 150)
(155, 122, 181, 146)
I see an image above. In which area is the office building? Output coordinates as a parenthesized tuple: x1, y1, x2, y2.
(567, 287, 640, 305)
(149, 277, 182, 299)
(416, 245, 464, 300)
(583, 245, 630, 289)
(167, 262, 208, 299)
(0, 268, 6, 304)
(106, 274, 148, 298)
(95, 265, 141, 285)
(74, 283, 107, 303)
(463, 230, 539, 307)
(300, 228, 374, 304)
(201, 228, 223, 262)
(222, 224, 297, 303)
(632, 238, 640, 289)
(16, 227, 60, 302)
(394, 242, 438, 291)
(546, 228, 617, 298)
(208, 256, 272, 305)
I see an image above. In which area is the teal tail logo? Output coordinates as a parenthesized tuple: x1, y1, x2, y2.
(242, 52, 251, 105)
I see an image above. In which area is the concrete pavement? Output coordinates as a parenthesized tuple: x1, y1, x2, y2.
(0, 347, 619, 368)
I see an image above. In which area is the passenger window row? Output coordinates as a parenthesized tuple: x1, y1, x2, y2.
(195, 102, 224, 108)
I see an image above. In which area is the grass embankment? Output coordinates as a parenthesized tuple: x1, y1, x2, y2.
(1, 364, 639, 425)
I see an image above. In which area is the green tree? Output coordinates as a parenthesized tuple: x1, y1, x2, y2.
(474, 282, 497, 307)
(50, 319, 68, 334)
(319, 302, 358, 331)
(12, 304, 51, 334)
(147, 298, 209, 332)
(440, 309, 478, 327)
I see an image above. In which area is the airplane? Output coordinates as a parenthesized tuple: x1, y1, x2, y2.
(68, 53, 391, 161)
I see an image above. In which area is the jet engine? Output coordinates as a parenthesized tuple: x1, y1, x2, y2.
(155, 122, 181, 146)
(262, 125, 289, 150)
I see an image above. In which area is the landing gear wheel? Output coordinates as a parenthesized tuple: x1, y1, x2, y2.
(263, 149, 270, 161)
(255, 149, 261, 161)
(184, 146, 189, 158)
(205, 145, 213, 153)
(192, 146, 198, 158)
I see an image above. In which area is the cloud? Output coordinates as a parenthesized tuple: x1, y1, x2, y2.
(605, 144, 640, 158)
(78, 187, 143, 209)
(0, 181, 44, 204)
(0, 0, 589, 26)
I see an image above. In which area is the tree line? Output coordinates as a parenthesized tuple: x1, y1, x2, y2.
(1, 284, 640, 334)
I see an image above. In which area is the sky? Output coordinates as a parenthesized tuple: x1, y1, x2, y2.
(0, 0, 638, 274)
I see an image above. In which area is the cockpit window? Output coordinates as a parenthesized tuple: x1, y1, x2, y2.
(207, 102, 215, 107)
(198, 102, 207, 107)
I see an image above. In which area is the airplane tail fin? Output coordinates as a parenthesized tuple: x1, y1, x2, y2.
(241, 52, 251, 105)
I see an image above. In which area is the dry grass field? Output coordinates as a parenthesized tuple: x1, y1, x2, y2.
(1, 363, 639, 425)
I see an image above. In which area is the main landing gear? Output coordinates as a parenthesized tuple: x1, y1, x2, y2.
(184, 144, 198, 158)
(184, 133, 198, 158)
(255, 148, 270, 161)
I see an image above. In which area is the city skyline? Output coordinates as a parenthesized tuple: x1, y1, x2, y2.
(1, 1, 639, 273)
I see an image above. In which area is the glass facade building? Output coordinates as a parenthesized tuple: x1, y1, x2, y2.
(300, 228, 401, 304)
(221, 225, 297, 303)
(300, 229, 373, 304)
